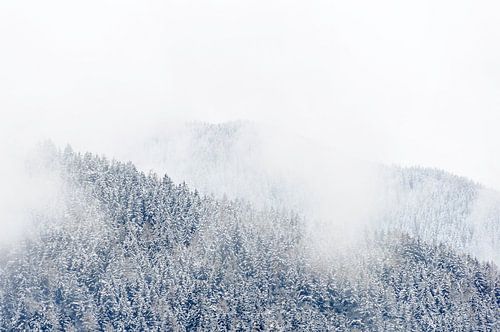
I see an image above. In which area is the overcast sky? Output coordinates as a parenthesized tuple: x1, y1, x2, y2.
(1, 0, 499, 189)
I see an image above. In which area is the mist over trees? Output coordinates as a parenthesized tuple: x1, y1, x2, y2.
(2, 0, 500, 329)
(0, 145, 498, 331)
(117, 122, 500, 264)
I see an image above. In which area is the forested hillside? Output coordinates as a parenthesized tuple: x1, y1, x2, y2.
(0, 146, 498, 331)
(123, 122, 500, 264)
(380, 167, 500, 264)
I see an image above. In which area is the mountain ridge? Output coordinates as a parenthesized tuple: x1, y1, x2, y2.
(110, 121, 500, 264)
(0, 146, 498, 330)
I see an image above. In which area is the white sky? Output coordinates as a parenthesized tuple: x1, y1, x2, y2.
(1, 0, 499, 189)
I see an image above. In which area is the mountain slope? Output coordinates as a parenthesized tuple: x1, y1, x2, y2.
(119, 121, 500, 264)
(0, 147, 498, 331)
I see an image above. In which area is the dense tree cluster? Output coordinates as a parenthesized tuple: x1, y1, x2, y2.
(0, 147, 498, 331)
(137, 121, 500, 265)
(380, 166, 500, 263)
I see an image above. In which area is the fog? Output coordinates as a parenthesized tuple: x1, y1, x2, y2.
(111, 121, 383, 253)
(0, 142, 63, 244)
(2, 0, 500, 189)
(1, 0, 499, 253)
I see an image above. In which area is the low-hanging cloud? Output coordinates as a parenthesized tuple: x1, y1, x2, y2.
(1, 0, 500, 189)
(1, 0, 499, 260)
(108, 121, 384, 260)
(0, 140, 63, 244)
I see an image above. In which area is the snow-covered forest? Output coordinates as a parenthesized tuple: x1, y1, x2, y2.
(0, 137, 498, 331)
(2, 0, 500, 330)
(115, 122, 500, 264)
